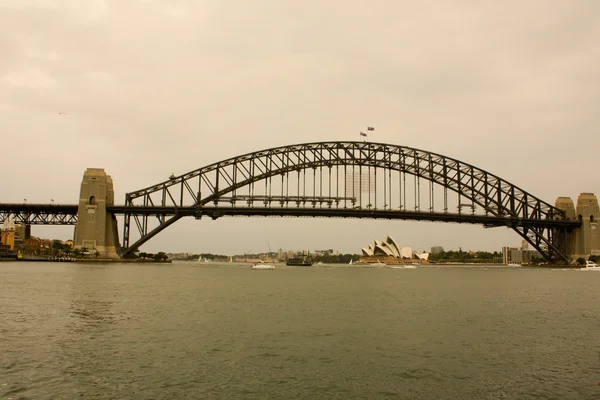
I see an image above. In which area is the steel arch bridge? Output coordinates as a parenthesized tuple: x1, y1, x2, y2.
(121, 141, 577, 261)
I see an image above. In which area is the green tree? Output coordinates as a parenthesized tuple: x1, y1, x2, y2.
(576, 257, 586, 265)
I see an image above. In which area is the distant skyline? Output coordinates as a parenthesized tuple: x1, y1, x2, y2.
(2, 1, 599, 254)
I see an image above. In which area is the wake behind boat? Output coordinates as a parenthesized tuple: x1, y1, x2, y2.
(251, 261, 275, 270)
(369, 259, 386, 267)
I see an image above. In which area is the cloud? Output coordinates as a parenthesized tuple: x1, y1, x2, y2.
(1, 0, 599, 253)
(1, 67, 58, 89)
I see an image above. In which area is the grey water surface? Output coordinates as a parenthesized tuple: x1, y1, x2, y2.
(1, 262, 599, 399)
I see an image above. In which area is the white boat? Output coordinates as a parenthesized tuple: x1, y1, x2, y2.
(251, 261, 275, 270)
(250, 241, 276, 269)
(369, 259, 386, 267)
(349, 258, 353, 265)
(580, 260, 600, 271)
(507, 263, 521, 267)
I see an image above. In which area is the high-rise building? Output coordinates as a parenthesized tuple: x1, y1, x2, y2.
(502, 245, 540, 264)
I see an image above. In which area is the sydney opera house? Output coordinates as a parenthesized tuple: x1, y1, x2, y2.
(355, 236, 430, 265)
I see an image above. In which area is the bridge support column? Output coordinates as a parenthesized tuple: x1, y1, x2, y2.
(555, 193, 600, 262)
(73, 168, 120, 258)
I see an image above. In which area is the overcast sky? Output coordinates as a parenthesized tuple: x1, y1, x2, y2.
(1, 1, 599, 255)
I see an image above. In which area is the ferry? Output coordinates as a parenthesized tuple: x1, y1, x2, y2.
(286, 255, 313, 267)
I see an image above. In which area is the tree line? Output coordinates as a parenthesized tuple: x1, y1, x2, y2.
(429, 250, 502, 263)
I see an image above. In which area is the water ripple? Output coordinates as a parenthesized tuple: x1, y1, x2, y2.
(1, 262, 599, 399)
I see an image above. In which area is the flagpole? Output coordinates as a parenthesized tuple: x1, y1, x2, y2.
(358, 126, 374, 209)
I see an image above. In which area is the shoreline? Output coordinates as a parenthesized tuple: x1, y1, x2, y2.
(432, 262, 579, 268)
(8, 257, 172, 264)
(2, 258, 582, 268)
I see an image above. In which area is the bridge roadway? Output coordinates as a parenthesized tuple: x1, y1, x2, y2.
(0, 203, 582, 229)
(0, 203, 79, 225)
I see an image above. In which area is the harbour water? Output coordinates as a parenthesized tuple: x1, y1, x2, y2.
(1, 262, 599, 399)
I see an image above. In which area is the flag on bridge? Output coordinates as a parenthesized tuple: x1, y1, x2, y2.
(360, 132, 367, 137)
(367, 126, 375, 131)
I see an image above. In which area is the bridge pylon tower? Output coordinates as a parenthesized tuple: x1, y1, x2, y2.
(556, 193, 600, 261)
(73, 168, 120, 258)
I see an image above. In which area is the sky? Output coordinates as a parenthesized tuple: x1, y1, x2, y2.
(1, 0, 599, 255)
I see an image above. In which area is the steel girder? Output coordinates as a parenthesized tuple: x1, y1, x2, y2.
(0, 204, 78, 225)
(112, 205, 578, 227)
(122, 141, 574, 260)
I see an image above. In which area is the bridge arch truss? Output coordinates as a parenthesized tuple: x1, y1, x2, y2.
(122, 141, 576, 261)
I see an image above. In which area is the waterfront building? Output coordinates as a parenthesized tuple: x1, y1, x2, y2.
(1, 219, 15, 250)
(22, 237, 52, 254)
(14, 224, 29, 240)
(502, 242, 541, 264)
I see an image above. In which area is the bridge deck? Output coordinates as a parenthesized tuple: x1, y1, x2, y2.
(0, 203, 581, 228)
(109, 205, 580, 228)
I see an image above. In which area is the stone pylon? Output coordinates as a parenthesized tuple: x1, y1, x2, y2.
(555, 193, 600, 262)
(73, 168, 120, 258)
(573, 193, 600, 260)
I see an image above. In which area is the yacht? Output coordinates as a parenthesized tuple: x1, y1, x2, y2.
(580, 260, 600, 271)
